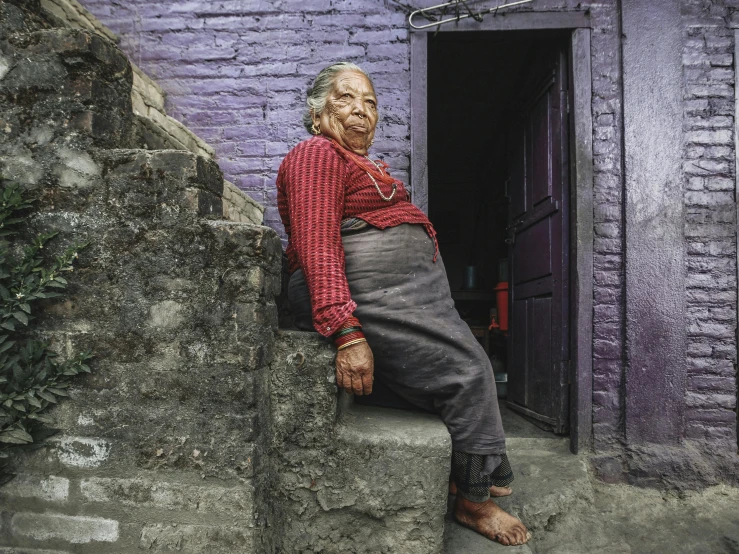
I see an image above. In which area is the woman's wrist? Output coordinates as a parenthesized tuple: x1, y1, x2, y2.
(332, 316, 366, 349)
(337, 337, 367, 351)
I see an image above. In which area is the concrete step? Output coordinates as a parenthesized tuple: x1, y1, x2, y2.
(500, 437, 593, 532)
(443, 407, 595, 553)
(329, 404, 451, 554)
(30, 148, 261, 226)
(268, 330, 452, 554)
(269, 331, 596, 553)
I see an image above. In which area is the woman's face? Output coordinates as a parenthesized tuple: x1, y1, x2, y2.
(313, 71, 378, 155)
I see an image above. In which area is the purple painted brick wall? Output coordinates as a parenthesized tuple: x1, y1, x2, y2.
(588, 4, 626, 453)
(79, 0, 738, 455)
(682, 0, 737, 449)
(80, 0, 412, 236)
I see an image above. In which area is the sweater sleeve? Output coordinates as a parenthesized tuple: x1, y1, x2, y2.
(282, 140, 357, 336)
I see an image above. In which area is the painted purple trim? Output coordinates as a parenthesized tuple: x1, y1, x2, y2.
(569, 28, 594, 454)
(622, 0, 686, 444)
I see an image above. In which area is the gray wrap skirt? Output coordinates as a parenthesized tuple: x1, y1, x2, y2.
(288, 223, 506, 457)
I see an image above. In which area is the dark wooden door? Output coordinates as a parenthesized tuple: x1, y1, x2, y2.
(506, 42, 570, 433)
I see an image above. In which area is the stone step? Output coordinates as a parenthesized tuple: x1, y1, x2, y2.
(268, 330, 452, 554)
(1, 28, 135, 150)
(29, 148, 261, 228)
(497, 437, 593, 532)
(2, 25, 215, 161)
(1, 23, 261, 224)
(443, 409, 595, 553)
(269, 331, 596, 554)
(35, 0, 216, 160)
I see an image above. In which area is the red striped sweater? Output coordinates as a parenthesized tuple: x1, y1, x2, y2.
(277, 135, 436, 336)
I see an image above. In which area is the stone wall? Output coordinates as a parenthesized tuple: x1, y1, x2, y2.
(0, 1, 281, 550)
(0, 3, 457, 552)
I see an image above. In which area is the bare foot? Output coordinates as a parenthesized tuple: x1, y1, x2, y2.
(453, 495, 530, 546)
(449, 479, 512, 498)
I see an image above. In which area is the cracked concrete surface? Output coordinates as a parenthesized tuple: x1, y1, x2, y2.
(444, 406, 739, 554)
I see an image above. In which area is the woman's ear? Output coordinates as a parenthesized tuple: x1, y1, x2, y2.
(310, 110, 321, 135)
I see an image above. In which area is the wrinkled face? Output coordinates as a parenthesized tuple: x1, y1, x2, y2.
(312, 71, 378, 155)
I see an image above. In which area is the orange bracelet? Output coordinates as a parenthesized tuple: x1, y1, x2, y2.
(337, 337, 367, 351)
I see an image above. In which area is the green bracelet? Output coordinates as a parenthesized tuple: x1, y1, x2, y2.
(332, 326, 362, 340)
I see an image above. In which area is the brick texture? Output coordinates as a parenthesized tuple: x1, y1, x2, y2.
(589, 4, 626, 452)
(79, 0, 412, 237)
(682, 0, 738, 449)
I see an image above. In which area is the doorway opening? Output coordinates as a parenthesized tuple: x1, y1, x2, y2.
(427, 31, 572, 435)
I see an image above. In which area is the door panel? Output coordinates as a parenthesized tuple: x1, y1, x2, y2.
(510, 125, 527, 219)
(514, 219, 552, 284)
(530, 297, 553, 416)
(531, 93, 553, 206)
(509, 299, 528, 406)
(506, 41, 570, 433)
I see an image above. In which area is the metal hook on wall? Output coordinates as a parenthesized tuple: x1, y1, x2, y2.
(409, 0, 535, 29)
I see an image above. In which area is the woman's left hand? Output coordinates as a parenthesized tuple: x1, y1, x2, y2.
(335, 341, 374, 396)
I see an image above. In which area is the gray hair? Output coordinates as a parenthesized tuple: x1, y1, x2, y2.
(303, 62, 375, 134)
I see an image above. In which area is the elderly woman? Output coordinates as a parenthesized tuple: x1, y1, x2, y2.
(277, 62, 529, 547)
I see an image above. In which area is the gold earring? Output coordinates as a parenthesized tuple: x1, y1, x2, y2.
(311, 123, 321, 135)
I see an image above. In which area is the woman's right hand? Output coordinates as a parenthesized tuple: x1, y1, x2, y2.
(335, 341, 374, 396)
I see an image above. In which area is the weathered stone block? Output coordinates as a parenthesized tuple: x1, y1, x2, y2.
(266, 330, 451, 553)
(8, 29, 127, 73)
(100, 149, 223, 198)
(80, 477, 254, 515)
(0, 475, 69, 503)
(52, 436, 112, 468)
(10, 513, 119, 544)
(0, 546, 72, 554)
(0, 29, 134, 148)
(269, 330, 336, 449)
(139, 524, 255, 553)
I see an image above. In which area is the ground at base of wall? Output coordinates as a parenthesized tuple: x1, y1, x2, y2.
(446, 477, 739, 554)
(525, 482, 739, 554)
(443, 407, 739, 554)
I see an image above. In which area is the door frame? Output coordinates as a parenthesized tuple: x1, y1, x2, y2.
(410, 12, 594, 453)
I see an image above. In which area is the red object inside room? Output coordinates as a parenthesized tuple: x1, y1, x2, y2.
(494, 281, 509, 332)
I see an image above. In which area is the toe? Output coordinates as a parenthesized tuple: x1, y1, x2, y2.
(512, 527, 527, 544)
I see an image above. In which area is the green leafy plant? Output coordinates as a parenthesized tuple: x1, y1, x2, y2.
(0, 180, 91, 485)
